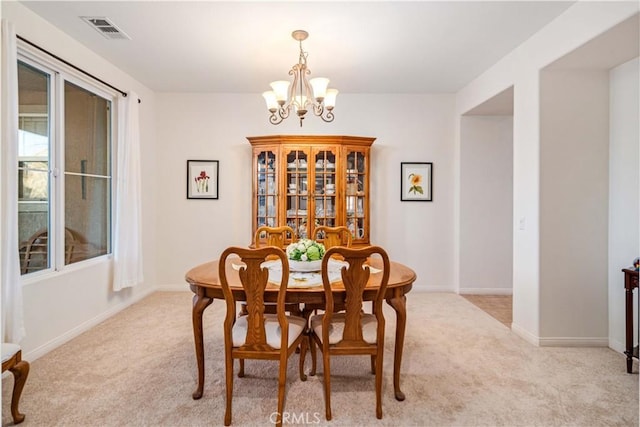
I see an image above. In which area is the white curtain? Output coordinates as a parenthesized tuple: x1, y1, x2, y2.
(1, 20, 25, 343)
(113, 92, 143, 291)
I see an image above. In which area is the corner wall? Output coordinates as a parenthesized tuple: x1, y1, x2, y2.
(455, 2, 639, 344)
(608, 58, 640, 352)
(539, 69, 610, 344)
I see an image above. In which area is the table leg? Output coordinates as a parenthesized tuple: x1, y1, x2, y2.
(192, 292, 213, 399)
(386, 292, 407, 401)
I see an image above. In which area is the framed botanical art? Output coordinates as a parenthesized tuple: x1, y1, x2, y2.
(187, 160, 219, 199)
(401, 162, 432, 201)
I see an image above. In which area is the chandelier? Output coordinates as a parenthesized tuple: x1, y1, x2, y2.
(262, 30, 338, 127)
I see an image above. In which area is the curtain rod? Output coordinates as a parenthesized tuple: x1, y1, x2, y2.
(17, 35, 142, 104)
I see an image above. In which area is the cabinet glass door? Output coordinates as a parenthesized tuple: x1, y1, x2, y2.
(285, 149, 310, 238)
(312, 148, 338, 235)
(255, 150, 277, 230)
(345, 150, 367, 241)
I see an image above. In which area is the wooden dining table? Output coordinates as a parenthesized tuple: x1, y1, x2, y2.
(185, 257, 416, 401)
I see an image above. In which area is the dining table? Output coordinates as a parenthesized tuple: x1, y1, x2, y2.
(185, 256, 416, 401)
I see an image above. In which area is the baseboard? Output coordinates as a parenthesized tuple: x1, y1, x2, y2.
(511, 322, 539, 346)
(609, 338, 625, 354)
(459, 287, 513, 295)
(510, 323, 610, 348)
(539, 337, 609, 347)
(156, 284, 192, 292)
(160, 284, 455, 293)
(24, 287, 156, 362)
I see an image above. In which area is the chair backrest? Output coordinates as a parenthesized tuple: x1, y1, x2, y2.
(219, 246, 290, 351)
(313, 225, 352, 250)
(19, 227, 77, 274)
(254, 225, 295, 249)
(320, 246, 390, 346)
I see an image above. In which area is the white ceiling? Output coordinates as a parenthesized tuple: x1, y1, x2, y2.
(19, 1, 576, 94)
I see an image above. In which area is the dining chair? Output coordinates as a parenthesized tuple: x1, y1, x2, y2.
(305, 225, 353, 370)
(19, 227, 76, 274)
(312, 225, 352, 250)
(254, 225, 295, 249)
(303, 245, 390, 421)
(2, 343, 30, 424)
(219, 246, 308, 427)
(249, 225, 301, 315)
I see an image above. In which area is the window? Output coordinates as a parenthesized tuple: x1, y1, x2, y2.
(17, 53, 115, 275)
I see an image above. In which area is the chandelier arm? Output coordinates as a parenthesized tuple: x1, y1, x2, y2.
(278, 105, 290, 120)
(269, 111, 284, 125)
(288, 66, 298, 105)
(302, 68, 313, 109)
(320, 109, 335, 123)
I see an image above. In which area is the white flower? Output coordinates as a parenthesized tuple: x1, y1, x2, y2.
(285, 238, 326, 262)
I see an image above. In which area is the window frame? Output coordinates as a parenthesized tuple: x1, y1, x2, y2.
(17, 42, 118, 279)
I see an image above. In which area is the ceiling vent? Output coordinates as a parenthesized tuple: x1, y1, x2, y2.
(81, 17, 131, 40)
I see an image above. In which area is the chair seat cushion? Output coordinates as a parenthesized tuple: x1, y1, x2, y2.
(2, 343, 21, 364)
(310, 312, 378, 344)
(233, 314, 306, 349)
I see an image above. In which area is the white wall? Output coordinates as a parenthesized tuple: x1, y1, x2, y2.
(608, 58, 640, 353)
(459, 116, 513, 294)
(539, 69, 610, 344)
(155, 93, 456, 292)
(1, 2, 158, 359)
(455, 1, 639, 344)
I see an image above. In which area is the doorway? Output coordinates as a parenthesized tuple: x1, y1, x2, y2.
(459, 87, 514, 326)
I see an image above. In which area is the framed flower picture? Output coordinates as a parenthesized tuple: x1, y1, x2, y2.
(187, 160, 219, 199)
(401, 162, 432, 201)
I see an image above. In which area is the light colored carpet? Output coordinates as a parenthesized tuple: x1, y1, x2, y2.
(2, 292, 638, 426)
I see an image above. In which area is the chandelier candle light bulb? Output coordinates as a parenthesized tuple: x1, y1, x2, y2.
(270, 80, 290, 103)
(263, 30, 338, 126)
(309, 77, 329, 100)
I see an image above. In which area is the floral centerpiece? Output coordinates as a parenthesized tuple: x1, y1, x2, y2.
(286, 239, 325, 272)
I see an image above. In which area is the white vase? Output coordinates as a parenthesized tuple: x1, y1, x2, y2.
(288, 259, 322, 272)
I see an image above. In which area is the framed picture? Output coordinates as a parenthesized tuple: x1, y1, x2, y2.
(187, 160, 219, 199)
(401, 162, 432, 201)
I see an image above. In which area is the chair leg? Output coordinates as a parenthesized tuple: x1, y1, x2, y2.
(309, 335, 317, 376)
(276, 359, 288, 427)
(224, 353, 234, 426)
(370, 355, 375, 374)
(299, 336, 307, 381)
(309, 335, 318, 375)
(375, 350, 384, 419)
(9, 359, 29, 424)
(238, 359, 245, 377)
(322, 352, 332, 421)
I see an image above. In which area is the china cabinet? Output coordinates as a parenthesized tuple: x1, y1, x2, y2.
(248, 135, 375, 247)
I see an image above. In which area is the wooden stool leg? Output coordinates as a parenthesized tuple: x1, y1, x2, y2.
(10, 359, 29, 424)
